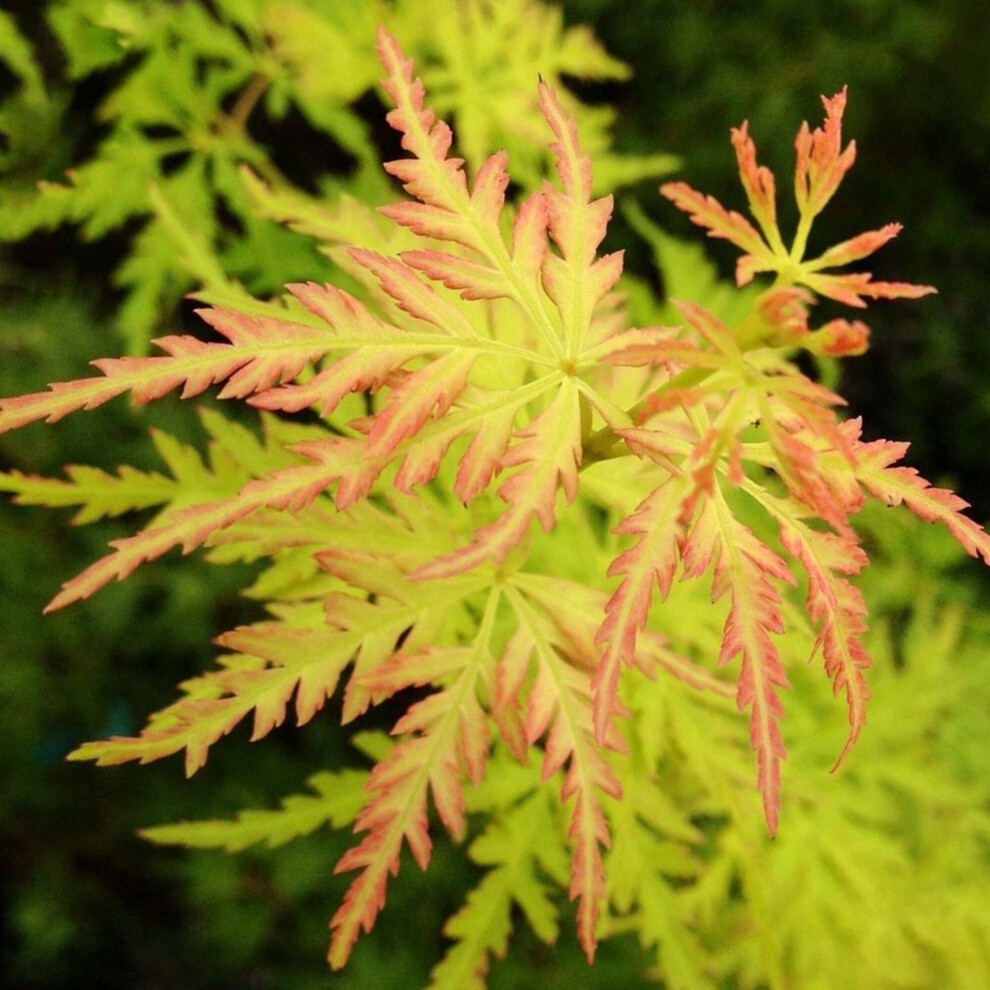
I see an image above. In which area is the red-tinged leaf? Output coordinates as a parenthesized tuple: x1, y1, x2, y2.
(491, 626, 535, 762)
(509, 591, 620, 963)
(537, 81, 623, 356)
(762, 417, 855, 533)
(451, 396, 522, 503)
(855, 279, 938, 302)
(402, 249, 512, 300)
(376, 27, 522, 274)
(387, 381, 541, 501)
(193, 311, 328, 399)
(347, 248, 475, 334)
(379, 150, 513, 274)
(664, 89, 937, 323)
(469, 148, 511, 221)
(70, 697, 250, 778)
(385, 151, 466, 207)
(542, 250, 624, 327)
(672, 299, 742, 357)
(218, 622, 357, 727)
(393, 423, 460, 495)
(422, 499, 541, 583)
(376, 28, 464, 203)
(328, 739, 433, 969)
(323, 601, 416, 725)
(752, 285, 814, 346)
(563, 751, 614, 963)
(779, 521, 871, 767)
(708, 497, 795, 835)
(365, 351, 477, 458)
(660, 180, 775, 282)
(378, 200, 478, 249)
(593, 477, 692, 741)
(497, 383, 582, 529)
(415, 380, 582, 579)
(250, 347, 406, 415)
(43, 439, 360, 612)
(813, 319, 871, 357)
(542, 193, 616, 278)
(538, 81, 593, 212)
(390, 689, 487, 823)
(687, 404, 750, 495)
(763, 373, 850, 446)
(806, 222, 902, 269)
(375, 31, 566, 369)
(581, 325, 688, 367)
(854, 439, 990, 565)
(731, 120, 779, 246)
(248, 280, 508, 416)
(0, 317, 334, 434)
(801, 269, 937, 308)
(284, 279, 375, 328)
(735, 251, 778, 288)
(314, 548, 471, 726)
(329, 629, 493, 969)
(510, 192, 550, 282)
(791, 417, 872, 516)
(70, 626, 355, 776)
(794, 87, 856, 219)
(362, 646, 472, 696)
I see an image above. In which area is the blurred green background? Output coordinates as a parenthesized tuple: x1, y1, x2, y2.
(1, 1, 988, 988)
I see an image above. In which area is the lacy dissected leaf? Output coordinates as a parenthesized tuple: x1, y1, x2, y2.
(0, 462, 176, 525)
(316, 541, 489, 723)
(366, 30, 627, 575)
(0, 407, 299, 525)
(605, 773, 715, 990)
(685, 489, 795, 835)
(415, 380, 584, 578)
(426, 786, 568, 990)
(68, 610, 358, 775)
(328, 589, 500, 969)
(503, 585, 623, 962)
(1, 28, 637, 608)
(594, 441, 796, 834)
(660, 88, 935, 308)
(593, 475, 693, 740)
(853, 436, 990, 565)
(6, 19, 990, 987)
(389, 0, 677, 193)
(0, 300, 341, 432)
(778, 516, 871, 767)
(5, 0, 389, 349)
(140, 769, 368, 851)
(68, 504, 486, 775)
(40, 438, 362, 612)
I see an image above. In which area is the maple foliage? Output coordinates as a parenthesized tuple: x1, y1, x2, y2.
(2, 23, 988, 983)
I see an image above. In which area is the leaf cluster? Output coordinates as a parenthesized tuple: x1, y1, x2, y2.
(2, 9, 990, 990)
(0, 0, 673, 354)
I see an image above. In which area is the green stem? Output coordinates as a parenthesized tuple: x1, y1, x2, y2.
(582, 363, 716, 466)
(789, 209, 815, 265)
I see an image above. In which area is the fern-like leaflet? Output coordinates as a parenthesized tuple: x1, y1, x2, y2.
(2, 27, 989, 977)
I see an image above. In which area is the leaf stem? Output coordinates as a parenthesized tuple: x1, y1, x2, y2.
(229, 72, 270, 129)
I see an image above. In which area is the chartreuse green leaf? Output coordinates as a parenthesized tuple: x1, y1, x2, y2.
(140, 769, 368, 851)
(2, 15, 989, 990)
